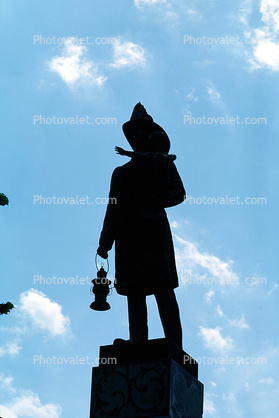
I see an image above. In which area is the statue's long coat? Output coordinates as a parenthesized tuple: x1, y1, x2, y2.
(99, 155, 185, 296)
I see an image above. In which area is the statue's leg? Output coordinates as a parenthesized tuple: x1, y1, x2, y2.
(154, 288, 183, 349)
(127, 293, 148, 341)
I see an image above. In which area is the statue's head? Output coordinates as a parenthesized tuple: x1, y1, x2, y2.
(147, 131, 169, 154)
(122, 103, 170, 153)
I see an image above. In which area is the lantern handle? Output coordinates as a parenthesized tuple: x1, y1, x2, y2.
(95, 253, 109, 274)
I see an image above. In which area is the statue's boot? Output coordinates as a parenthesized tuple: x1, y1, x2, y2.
(113, 337, 147, 345)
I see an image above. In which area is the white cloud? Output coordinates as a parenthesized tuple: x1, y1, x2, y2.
(174, 235, 238, 283)
(19, 289, 71, 338)
(239, 0, 279, 29)
(259, 376, 274, 384)
(0, 374, 62, 417)
(0, 391, 62, 418)
(228, 314, 249, 328)
(203, 398, 216, 415)
(187, 9, 203, 22)
(205, 289, 215, 304)
(110, 39, 148, 68)
(0, 341, 22, 357)
(171, 221, 179, 228)
(243, 0, 279, 71)
(135, 0, 167, 7)
(244, 382, 250, 391)
(164, 10, 178, 20)
(0, 373, 16, 394)
(268, 283, 278, 295)
(260, 0, 279, 31)
(199, 326, 234, 352)
(206, 85, 221, 103)
(247, 27, 279, 71)
(186, 88, 198, 101)
(238, 0, 253, 27)
(213, 346, 279, 417)
(216, 305, 224, 317)
(0, 325, 27, 336)
(216, 367, 226, 374)
(48, 38, 107, 87)
(222, 392, 236, 401)
(182, 105, 192, 117)
(134, 0, 178, 20)
(253, 39, 279, 71)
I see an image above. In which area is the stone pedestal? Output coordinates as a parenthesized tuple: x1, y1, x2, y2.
(90, 338, 203, 418)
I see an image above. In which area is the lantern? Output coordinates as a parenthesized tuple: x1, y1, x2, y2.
(90, 260, 111, 311)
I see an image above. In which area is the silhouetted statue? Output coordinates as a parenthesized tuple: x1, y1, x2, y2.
(0, 302, 14, 315)
(0, 194, 13, 315)
(97, 103, 185, 349)
(0, 193, 9, 206)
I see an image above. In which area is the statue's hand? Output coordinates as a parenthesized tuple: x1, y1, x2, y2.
(115, 146, 125, 156)
(97, 246, 108, 259)
(169, 154, 176, 161)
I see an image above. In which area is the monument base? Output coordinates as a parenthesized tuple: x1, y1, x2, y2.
(90, 338, 203, 418)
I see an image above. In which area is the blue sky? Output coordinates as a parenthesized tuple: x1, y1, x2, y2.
(0, 0, 278, 417)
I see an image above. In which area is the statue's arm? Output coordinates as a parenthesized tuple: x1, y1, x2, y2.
(115, 146, 133, 157)
(97, 169, 119, 258)
(115, 147, 157, 161)
(162, 162, 186, 208)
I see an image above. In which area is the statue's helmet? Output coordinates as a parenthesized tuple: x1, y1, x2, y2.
(122, 103, 170, 154)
